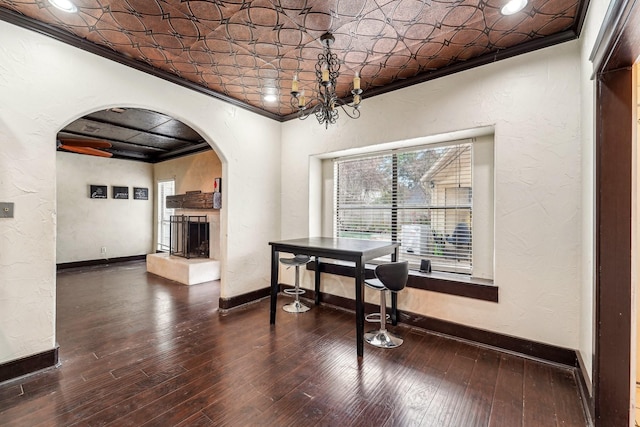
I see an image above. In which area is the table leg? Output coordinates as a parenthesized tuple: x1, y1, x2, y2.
(355, 257, 365, 357)
(270, 248, 279, 324)
(315, 257, 321, 305)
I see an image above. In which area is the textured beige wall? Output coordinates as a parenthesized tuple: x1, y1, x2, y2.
(0, 21, 280, 365)
(282, 41, 583, 351)
(56, 152, 154, 263)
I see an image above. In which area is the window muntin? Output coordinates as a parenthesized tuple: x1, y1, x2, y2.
(335, 142, 472, 274)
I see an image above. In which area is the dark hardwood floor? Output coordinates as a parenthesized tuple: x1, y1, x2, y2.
(0, 261, 587, 426)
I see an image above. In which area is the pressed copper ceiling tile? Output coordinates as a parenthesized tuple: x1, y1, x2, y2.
(535, 16, 577, 36)
(200, 74, 225, 90)
(536, 0, 580, 14)
(440, 4, 486, 29)
(377, 0, 433, 25)
(158, 0, 242, 33)
(200, 33, 233, 55)
(275, 0, 336, 35)
(448, 27, 490, 47)
(0, 0, 586, 118)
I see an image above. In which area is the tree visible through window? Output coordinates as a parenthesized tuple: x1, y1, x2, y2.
(335, 142, 473, 274)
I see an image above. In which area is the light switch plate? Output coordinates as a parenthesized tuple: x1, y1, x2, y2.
(0, 202, 14, 218)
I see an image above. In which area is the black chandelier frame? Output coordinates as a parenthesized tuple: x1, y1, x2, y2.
(290, 32, 363, 129)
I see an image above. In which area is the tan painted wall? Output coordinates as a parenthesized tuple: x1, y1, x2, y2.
(153, 151, 223, 260)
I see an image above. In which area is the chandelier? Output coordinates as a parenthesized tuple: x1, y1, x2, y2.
(290, 32, 363, 128)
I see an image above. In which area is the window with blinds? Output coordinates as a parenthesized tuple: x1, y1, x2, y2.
(334, 142, 473, 274)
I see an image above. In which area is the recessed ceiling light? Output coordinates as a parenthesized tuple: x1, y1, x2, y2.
(501, 0, 527, 15)
(263, 93, 278, 103)
(48, 0, 78, 13)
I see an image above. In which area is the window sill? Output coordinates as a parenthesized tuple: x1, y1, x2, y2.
(306, 261, 498, 303)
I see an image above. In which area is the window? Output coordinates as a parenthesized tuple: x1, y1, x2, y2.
(157, 179, 175, 252)
(334, 142, 473, 274)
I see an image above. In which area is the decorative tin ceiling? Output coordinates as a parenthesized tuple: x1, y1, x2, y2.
(0, 0, 587, 120)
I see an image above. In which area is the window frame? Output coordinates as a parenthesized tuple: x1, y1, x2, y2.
(333, 141, 474, 274)
(321, 135, 494, 281)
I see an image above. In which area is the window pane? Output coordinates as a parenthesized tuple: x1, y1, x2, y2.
(335, 142, 473, 274)
(157, 180, 175, 252)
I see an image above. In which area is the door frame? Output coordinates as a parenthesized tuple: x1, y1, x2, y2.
(592, 0, 640, 424)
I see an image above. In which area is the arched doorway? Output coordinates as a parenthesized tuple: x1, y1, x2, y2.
(55, 107, 222, 268)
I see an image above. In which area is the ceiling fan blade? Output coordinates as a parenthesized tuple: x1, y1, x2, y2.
(58, 138, 112, 149)
(59, 145, 113, 158)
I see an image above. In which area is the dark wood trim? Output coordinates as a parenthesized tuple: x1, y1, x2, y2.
(0, 9, 282, 123)
(594, 66, 633, 426)
(0, 346, 59, 383)
(572, 0, 592, 37)
(218, 287, 271, 311)
(590, 1, 640, 423)
(589, 0, 639, 74)
(589, 0, 640, 425)
(576, 351, 595, 425)
(307, 262, 498, 302)
(255, 283, 570, 367)
(277, 287, 576, 367)
(399, 311, 578, 367)
(56, 255, 147, 270)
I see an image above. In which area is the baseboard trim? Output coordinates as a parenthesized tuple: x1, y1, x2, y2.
(576, 351, 595, 425)
(57, 255, 147, 270)
(0, 346, 59, 383)
(219, 287, 271, 311)
(250, 285, 577, 368)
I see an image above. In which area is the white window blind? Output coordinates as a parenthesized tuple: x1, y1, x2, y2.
(335, 142, 473, 274)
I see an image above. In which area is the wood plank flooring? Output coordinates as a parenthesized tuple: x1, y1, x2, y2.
(0, 261, 588, 426)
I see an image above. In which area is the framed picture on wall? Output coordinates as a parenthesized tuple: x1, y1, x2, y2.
(133, 187, 149, 200)
(112, 186, 129, 199)
(89, 185, 107, 199)
(214, 178, 221, 193)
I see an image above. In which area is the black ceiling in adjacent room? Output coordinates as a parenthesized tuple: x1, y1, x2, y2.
(57, 108, 210, 163)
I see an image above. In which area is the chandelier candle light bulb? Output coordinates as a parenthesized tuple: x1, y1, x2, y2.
(298, 90, 306, 108)
(353, 71, 360, 90)
(322, 66, 329, 84)
(291, 74, 299, 94)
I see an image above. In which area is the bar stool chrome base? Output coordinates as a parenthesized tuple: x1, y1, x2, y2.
(364, 329, 403, 348)
(283, 299, 311, 313)
(279, 254, 312, 314)
(365, 312, 390, 323)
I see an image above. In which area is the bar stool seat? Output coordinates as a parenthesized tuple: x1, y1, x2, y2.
(364, 261, 409, 348)
(280, 254, 311, 313)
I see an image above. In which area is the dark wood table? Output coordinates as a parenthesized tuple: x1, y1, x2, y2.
(269, 237, 400, 357)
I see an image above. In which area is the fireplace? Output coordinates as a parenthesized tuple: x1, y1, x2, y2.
(169, 215, 209, 259)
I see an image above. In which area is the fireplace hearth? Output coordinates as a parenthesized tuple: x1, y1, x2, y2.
(170, 215, 209, 259)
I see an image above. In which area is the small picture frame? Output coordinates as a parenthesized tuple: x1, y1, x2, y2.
(214, 177, 222, 193)
(89, 185, 107, 199)
(112, 186, 129, 199)
(133, 187, 149, 200)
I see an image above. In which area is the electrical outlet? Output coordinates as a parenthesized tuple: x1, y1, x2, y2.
(101, 246, 107, 255)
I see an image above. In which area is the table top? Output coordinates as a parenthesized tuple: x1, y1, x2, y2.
(269, 237, 399, 261)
